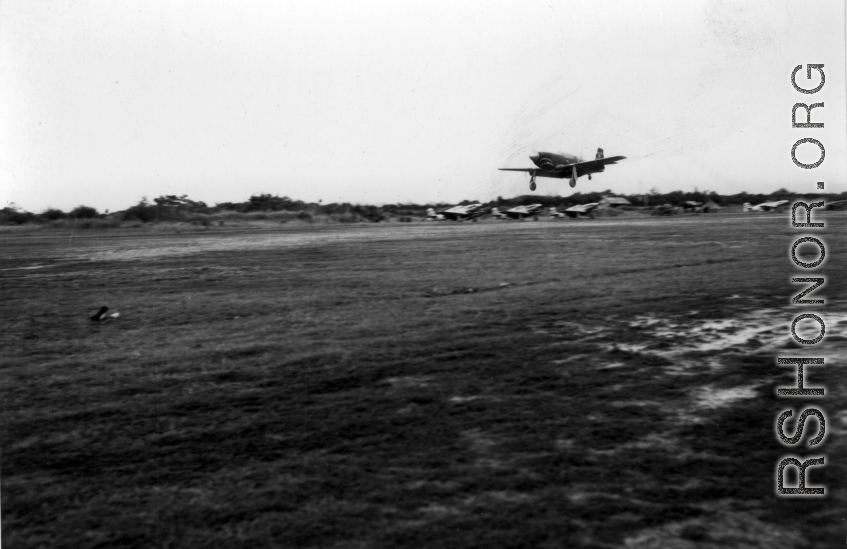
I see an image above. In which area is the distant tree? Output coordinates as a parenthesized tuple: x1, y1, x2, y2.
(153, 195, 207, 208)
(0, 206, 36, 224)
(69, 205, 99, 219)
(41, 208, 66, 220)
(246, 194, 303, 212)
(123, 199, 155, 222)
(771, 188, 794, 200)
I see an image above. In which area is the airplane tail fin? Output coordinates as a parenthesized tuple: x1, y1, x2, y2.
(742, 203, 751, 212)
(426, 208, 436, 217)
(596, 148, 604, 160)
(491, 207, 501, 215)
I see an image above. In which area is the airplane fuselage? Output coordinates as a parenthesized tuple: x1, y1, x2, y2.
(529, 152, 604, 178)
(743, 200, 789, 212)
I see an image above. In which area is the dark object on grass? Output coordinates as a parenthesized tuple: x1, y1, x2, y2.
(651, 204, 678, 216)
(90, 306, 109, 321)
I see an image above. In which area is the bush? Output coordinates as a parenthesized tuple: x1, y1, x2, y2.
(352, 205, 385, 222)
(76, 218, 122, 229)
(332, 212, 359, 223)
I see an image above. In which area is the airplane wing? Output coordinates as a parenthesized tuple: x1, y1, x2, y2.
(573, 155, 627, 170)
(441, 209, 468, 219)
(565, 202, 600, 213)
(498, 168, 537, 172)
(759, 200, 788, 209)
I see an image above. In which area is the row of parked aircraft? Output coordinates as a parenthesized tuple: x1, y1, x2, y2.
(426, 202, 599, 221)
(427, 198, 792, 221)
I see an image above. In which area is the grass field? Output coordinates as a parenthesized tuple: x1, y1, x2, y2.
(2, 213, 845, 548)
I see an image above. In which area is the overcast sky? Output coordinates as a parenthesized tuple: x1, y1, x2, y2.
(1, 0, 845, 212)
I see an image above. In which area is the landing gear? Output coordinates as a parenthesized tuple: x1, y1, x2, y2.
(529, 173, 537, 192)
(570, 167, 577, 188)
(588, 174, 592, 180)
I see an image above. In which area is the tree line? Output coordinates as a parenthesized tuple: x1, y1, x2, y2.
(3, 188, 846, 226)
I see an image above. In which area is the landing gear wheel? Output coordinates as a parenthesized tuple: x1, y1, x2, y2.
(588, 175, 592, 180)
(569, 180, 576, 188)
(530, 181, 536, 191)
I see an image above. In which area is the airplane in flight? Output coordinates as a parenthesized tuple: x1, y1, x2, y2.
(426, 203, 484, 221)
(549, 203, 601, 219)
(491, 204, 544, 220)
(499, 148, 626, 191)
(743, 200, 789, 212)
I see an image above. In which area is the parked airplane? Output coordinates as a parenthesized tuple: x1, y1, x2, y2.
(491, 204, 544, 220)
(743, 200, 789, 212)
(557, 202, 600, 218)
(426, 203, 484, 221)
(651, 204, 679, 216)
(499, 147, 626, 191)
